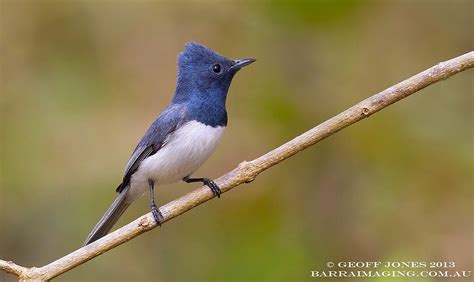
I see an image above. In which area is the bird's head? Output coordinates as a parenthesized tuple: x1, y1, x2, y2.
(174, 42, 255, 103)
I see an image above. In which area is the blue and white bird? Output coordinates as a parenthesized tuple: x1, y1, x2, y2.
(84, 42, 255, 245)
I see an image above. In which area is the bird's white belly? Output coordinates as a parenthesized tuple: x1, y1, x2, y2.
(127, 120, 225, 201)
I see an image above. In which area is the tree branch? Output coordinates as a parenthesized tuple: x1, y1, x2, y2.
(1, 51, 473, 281)
(0, 260, 25, 278)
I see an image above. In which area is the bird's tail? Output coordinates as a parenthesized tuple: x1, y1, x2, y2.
(84, 187, 131, 245)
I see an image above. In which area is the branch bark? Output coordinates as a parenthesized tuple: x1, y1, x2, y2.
(1, 51, 473, 281)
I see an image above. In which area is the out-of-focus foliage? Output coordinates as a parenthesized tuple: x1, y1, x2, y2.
(1, 1, 472, 281)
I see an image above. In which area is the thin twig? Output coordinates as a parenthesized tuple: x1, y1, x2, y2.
(1, 51, 473, 281)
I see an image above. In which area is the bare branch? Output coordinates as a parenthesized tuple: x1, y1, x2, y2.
(1, 51, 473, 281)
(0, 260, 25, 277)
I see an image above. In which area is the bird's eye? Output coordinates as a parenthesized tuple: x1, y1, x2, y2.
(212, 64, 222, 74)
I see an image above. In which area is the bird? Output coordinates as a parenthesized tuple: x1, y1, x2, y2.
(84, 42, 255, 245)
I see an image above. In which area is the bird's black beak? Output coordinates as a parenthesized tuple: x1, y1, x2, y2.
(231, 58, 256, 71)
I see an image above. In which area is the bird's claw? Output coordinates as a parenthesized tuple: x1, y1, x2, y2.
(203, 178, 221, 198)
(151, 204, 164, 226)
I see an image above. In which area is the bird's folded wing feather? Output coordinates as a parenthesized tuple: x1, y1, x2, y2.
(116, 104, 187, 192)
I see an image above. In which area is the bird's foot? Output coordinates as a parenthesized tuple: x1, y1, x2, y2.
(202, 178, 221, 198)
(151, 204, 164, 226)
(183, 176, 222, 198)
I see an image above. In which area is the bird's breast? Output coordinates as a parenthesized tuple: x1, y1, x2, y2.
(129, 120, 225, 198)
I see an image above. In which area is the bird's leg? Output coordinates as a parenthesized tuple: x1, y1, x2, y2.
(183, 176, 221, 198)
(148, 179, 164, 225)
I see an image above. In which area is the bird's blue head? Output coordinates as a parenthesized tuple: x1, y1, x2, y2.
(173, 42, 255, 106)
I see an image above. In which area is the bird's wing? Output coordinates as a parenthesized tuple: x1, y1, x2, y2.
(116, 104, 187, 192)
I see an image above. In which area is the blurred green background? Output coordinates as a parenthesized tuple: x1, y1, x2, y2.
(1, 0, 472, 281)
